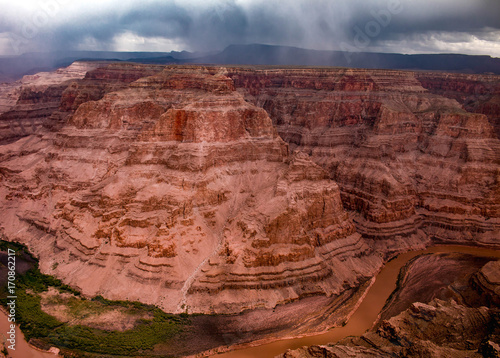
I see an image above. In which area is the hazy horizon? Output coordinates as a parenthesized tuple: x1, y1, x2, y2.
(2, 43, 500, 59)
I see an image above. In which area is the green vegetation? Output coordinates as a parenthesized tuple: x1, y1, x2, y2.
(47, 311, 182, 355)
(18, 266, 81, 296)
(0, 240, 187, 356)
(0, 240, 36, 259)
(45, 294, 109, 317)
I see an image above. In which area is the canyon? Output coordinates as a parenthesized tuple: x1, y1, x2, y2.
(0, 62, 499, 355)
(280, 251, 500, 358)
(231, 67, 500, 250)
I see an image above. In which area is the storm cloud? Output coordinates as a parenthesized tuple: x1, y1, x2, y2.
(0, 0, 499, 56)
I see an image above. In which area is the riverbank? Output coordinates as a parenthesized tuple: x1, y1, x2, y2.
(1, 244, 499, 358)
(278, 249, 500, 357)
(0, 240, 189, 358)
(207, 245, 500, 358)
(0, 306, 58, 358)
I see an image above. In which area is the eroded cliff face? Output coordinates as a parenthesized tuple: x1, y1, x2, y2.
(231, 68, 500, 253)
(0, 62, 105, 144)
(416, 72, 500, 138)
(281, 299, 500, 358)
(0, 65, 380, 314)
(280, 255, 500, 358)
(0, 63, 498, 318)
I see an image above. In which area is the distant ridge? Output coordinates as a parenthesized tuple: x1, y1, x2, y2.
(125, 55, 184, 64)
(1, 44, 499, 82)
(0, 51, 198, 81)
(196, 44, 500, 74)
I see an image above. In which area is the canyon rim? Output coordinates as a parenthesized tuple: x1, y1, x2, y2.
(0, 61, 499, 356)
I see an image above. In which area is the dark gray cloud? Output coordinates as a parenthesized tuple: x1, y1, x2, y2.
(0, 0, 499, 56)
(346, 0, 500, 41)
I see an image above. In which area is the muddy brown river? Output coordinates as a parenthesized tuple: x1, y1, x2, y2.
(1, 245, 498, 358)
(215, 245, 500, 358)
(0, 308, 56, 357)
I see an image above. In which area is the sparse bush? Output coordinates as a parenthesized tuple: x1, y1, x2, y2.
(0, 240, 188, 356)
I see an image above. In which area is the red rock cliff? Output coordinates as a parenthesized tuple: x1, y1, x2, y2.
(0, 65, 380, 315)
(0, 63, 498, 317)
(229, 67, 500, 252)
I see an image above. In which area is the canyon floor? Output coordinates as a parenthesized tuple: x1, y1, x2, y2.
(0, 62, 498, 357)
(280, 252, 500, 358)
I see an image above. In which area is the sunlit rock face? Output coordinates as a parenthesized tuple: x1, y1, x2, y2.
(231, 68, 500, 252)
(0, 62, 164, 143)
(0, 64, 380, 314)
(0, 63, 498, 315)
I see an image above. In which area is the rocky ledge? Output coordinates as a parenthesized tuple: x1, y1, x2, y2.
(0, 63, 498, 330)
(281, 299, 500, 358)
(280, 255, 500, 358)
(0, 64, 380, 315)
(231, 68, 500, 254)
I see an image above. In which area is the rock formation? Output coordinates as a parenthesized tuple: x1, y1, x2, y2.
(0, 63, 498, 328)
(281, 299, 499, 358)
(0, 64, 380, 314)
(473, 260, 500, 307)
(377, 252, 493, 323)
(416, 72, 500, 138)
(0, 62, 104, 143)
(280, 256, 500, 358)
(231, 68, 500, 254)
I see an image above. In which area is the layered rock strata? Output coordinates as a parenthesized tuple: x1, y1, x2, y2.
(230, 68, 500, 252)
(416, 72, 500, 138)
(473, 260, 500, 307)
(0, 65, 380, 314)
(0, 63, 499, 320)
(281, 299, 499, 358)
(0, 81, 21, 116)
(375, 252, 497, 325)
(0, 62, 103, 143)
(280, 256, 500, 358)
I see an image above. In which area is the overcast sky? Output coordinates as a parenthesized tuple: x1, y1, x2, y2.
(0, 0, 499, 57)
